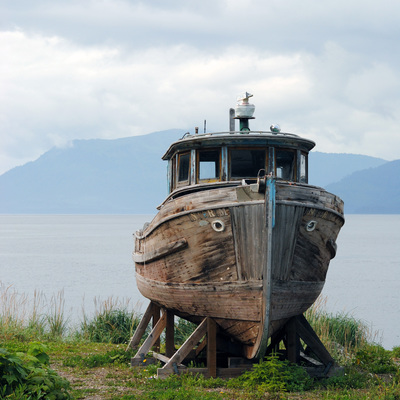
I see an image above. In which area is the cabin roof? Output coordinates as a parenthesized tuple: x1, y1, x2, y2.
(162, 131, 316, 160)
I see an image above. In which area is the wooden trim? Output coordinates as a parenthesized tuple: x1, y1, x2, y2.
(133, 239, 188, 263)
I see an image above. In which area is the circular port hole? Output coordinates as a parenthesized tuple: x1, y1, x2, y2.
(212, 220, 225, 232)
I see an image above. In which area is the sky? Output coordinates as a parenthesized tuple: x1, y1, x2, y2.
(1, 0, 400, 174)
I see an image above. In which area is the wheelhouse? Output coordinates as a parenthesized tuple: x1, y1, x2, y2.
(163, 132, 315, 194)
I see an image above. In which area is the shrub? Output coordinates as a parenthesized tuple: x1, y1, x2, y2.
(81, 298, 141, 344)
(228, 353, 313, 394)
(354, 344, 398, 374)
(0, 342, 71, 399)
(82, 308, 140, 344)
(391, 346, 400, 359)
(174, 318, 197, 346)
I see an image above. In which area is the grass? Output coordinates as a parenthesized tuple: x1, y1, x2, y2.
(80, 296, 141, 344)
(0, 287, 399, 400)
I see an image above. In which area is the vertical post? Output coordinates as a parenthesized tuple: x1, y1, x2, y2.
(286, 318, 300, 364)
(256, 177, 276, 359)
(165, 311, 175, 358)
(207, 318, 217, 378)
(152, 304, 161, 352)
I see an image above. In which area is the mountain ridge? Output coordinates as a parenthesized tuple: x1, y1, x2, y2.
(0, 130, 396, 214)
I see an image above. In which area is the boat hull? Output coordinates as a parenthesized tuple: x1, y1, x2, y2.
(134, 182, 344, 359)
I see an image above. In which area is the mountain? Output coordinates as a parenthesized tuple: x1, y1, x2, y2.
(0, 129, 396, 214)
(326, 160, 400, 214)
(0, 129, 185, 214)
(308, 152, 387, 187)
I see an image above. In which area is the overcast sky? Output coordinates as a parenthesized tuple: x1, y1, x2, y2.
(1, 0, 399, 174)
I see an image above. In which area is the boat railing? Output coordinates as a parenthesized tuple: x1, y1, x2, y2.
(180, 130, 300, 140)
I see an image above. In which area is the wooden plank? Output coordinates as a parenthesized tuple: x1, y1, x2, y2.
(131, 357, 157, 366)
(152, 352, 185, 367)
(152, 352, 170, 364)
(195, 337, 207, 356)
(135, 211, 238, 285)
(163, 318, 207, 370)
(207, 318, 217, 378)
(133, 239, 188, 263)
(271, 205, 304, 281)
(132, 311, 167, 362)
(231, 203, 265, 280)
(136, 274, 262, 322)
(126, 302, 155, 351)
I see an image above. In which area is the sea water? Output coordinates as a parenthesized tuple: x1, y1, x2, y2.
(0, 214, 399, 349)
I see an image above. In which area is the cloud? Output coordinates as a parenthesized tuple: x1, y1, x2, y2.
(1, 1, 400, 173)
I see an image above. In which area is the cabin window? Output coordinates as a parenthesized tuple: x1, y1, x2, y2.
(229, 149, 266, 179)
(299, 153, 307, 183)
(178, 152, 190, 184)
(276, 150, 295, 181)
(198, 150, 220, 182)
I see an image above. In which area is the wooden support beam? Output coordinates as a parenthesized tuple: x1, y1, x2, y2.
(165, 310, 175, 358)
(286, 317, 300, 364)
(163, 317, 208, 370)
(195, 337, 207, 356)
(132, 311, 167, 364)
(207, 318, 217, 378)
(152, 352, 185, 367)
(264, 314, 335, 376)
(152, 304, 161, 352)
(295, 314, 334, 367)
(126, 302, 155, 351)
(266, 326, 286, 355)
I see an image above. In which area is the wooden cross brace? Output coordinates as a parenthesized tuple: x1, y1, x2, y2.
(127, 302, 218, 377)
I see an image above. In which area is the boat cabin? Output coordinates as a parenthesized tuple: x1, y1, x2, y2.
(163, 132, 315, 194)
(163, 93, 316, 195)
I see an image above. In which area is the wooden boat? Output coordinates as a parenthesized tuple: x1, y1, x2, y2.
(133, 93, 344, 361)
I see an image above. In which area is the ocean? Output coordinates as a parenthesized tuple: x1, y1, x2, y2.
(1, 214, 399, 349)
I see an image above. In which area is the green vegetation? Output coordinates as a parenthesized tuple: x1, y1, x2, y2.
(0, 342, 71, 399)
(79, 297, 141, 344)
(1, 289, 399, 399)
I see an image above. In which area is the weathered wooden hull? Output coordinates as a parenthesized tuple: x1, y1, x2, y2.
(134, 181, 344, 359)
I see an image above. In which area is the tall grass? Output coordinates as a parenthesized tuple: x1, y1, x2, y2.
(305, 296, 377, 363)
(0, 282, 384, 359)
(0, 283, 68, 341)
(46, 290, 69, 338)
(80, 296, 142, 344)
